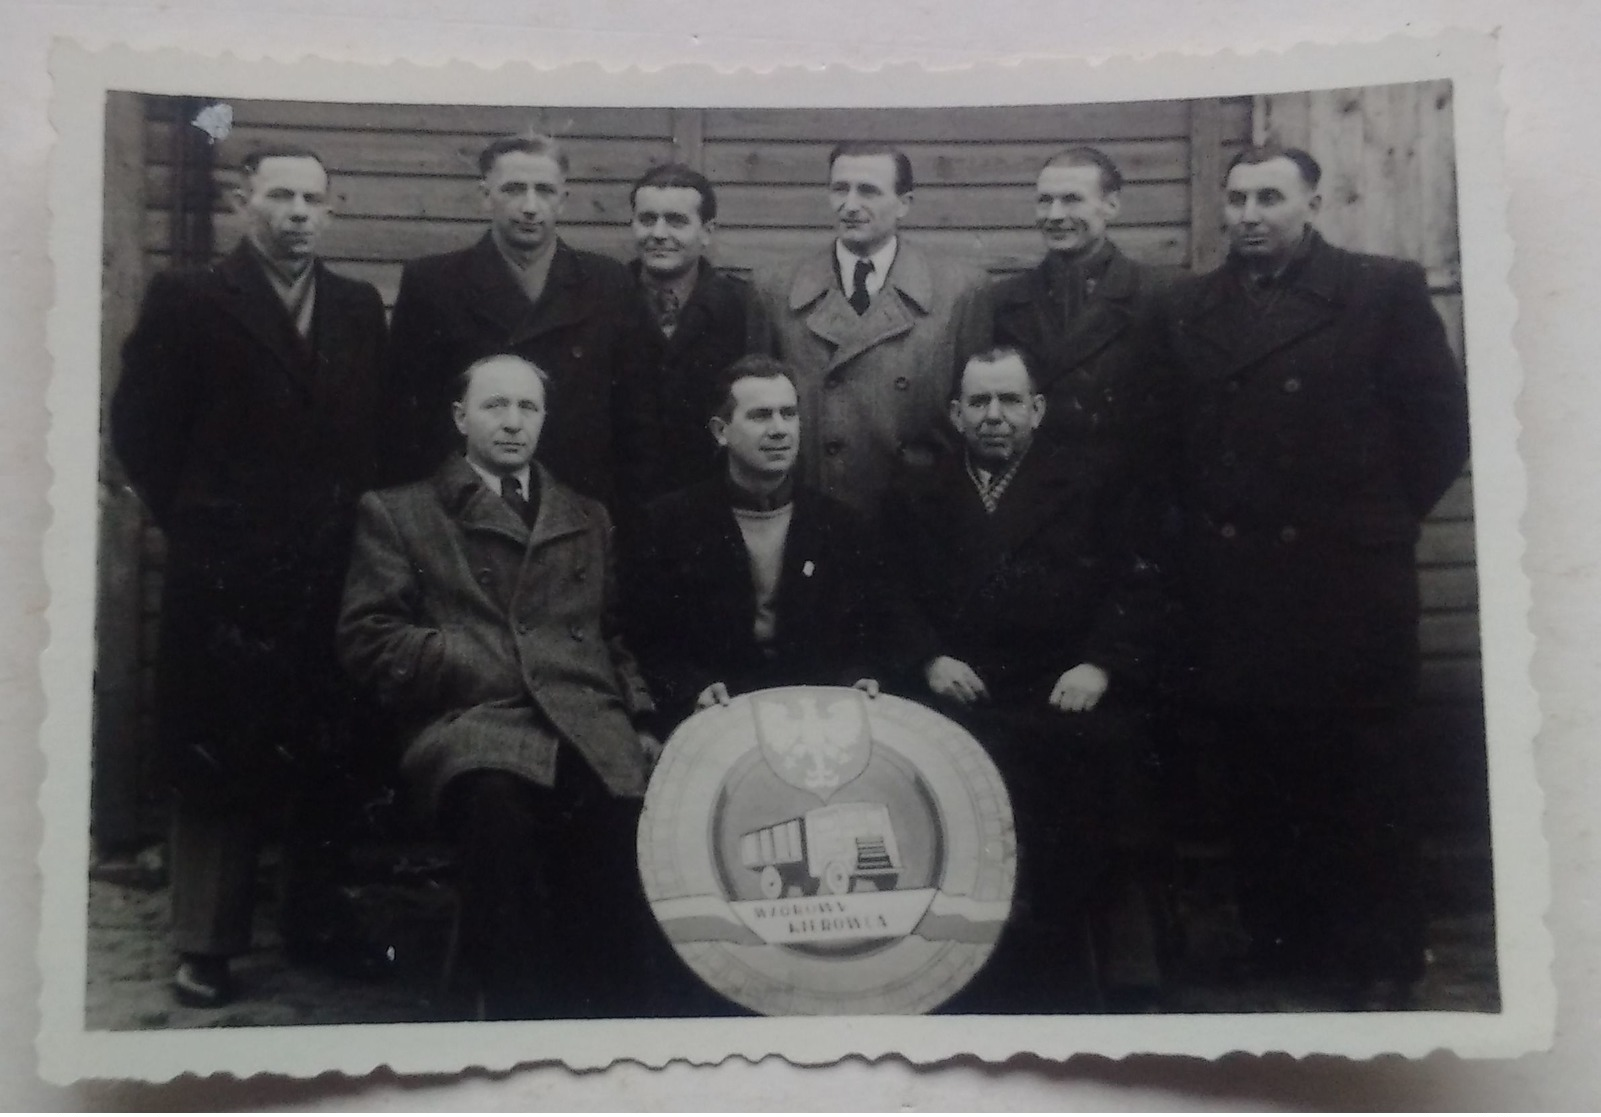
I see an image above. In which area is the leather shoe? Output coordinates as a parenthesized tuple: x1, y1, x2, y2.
(172, 954, 232, 1008)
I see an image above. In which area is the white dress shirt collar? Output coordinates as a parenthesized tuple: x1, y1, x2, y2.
(835, 236, 898, 301)
(466, 457, 532, 501)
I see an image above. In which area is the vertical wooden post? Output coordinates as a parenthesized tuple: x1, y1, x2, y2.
(670, 107, 706, 172)
(93, 91, 151, 852)
(1188, 98, 1226, 273)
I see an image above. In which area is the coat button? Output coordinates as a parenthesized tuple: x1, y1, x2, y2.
(1283, 377, 1302, 393)
(824, 373, 841, 389)
(1225, 379, 1241, 394)
(825, 440, 843, 456)
(893, 376, 910, 390)
(574, 568, 588, 582)
(1219, 523, 1238, 540)
(1279, 525, 1298, 543)
(476, 568, 492, 585)
(571, 345, 584, 359)
(570, 624, 584, 640)
(516, 622, 530, 635)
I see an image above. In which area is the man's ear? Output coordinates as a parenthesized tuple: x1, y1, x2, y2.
(452, 401, 468, 437)
(1103, 191, 1122, 219)
(708, 415, 729, 447)
(1307, 190, 1323, 217)
(478, 178, 492, 213)
(948, 398, 964, 434)
(1030, 393, 1048, 428)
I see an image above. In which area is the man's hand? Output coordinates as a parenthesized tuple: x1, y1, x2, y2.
(695, 681, 733, 709)
(638, 730, 665, 767)
(1049, 663, 1109, 712)
(851, 678, 881, 698)
(925, 656, 989, 706)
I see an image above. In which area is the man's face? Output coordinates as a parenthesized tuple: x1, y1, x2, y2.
(950, 354, 1046, 468)
(711, 375, 800, 482)
(1223, 156, 1320, 267)
(632, 185, 713, 280)
(481, 151, 568, 256)
(238, 156, 332, 266)
(453, 356, 548, 475)
(1035, 163, 1120, 257)
(829, 154, 911, 256)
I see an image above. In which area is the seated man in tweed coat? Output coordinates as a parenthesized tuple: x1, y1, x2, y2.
(338, 353, 663, 1020)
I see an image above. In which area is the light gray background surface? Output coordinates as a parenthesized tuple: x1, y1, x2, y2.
(3, 0, 1594, 1107)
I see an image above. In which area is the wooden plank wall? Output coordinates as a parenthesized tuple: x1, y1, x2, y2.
(107, 90, 1478, 831)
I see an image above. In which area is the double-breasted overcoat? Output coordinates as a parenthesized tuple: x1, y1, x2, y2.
(337, 457, 656, 820)
(111, 243, 388, 796)
(1158, 232, 1471, 710)
(385, 234, 658, 506)
(751, 240, 992, 517)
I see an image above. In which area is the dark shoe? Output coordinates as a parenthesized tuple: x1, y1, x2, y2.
(282, 929, 396, 981)
(172, 954, 232, 1008)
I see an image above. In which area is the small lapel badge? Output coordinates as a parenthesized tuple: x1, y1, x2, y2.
(802, 560, 816, 578)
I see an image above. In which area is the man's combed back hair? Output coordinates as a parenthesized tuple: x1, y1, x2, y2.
(1225, 143, 1322, 189)
(453, 353, 552, 403)
(1041, 146, 1124, 196)
(241, 146, 329, 178)
(827, 141, 915, 196)
(630, 162, 718, 222)
(478, 133, 570, 178)
(955, 344, 1041, 397)
(711, 355, 798, 420)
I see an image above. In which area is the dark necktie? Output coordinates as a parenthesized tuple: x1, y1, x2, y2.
(500, 475, 534, 526)
(849, 257, 873, 315)
(651, 286, 681, 335)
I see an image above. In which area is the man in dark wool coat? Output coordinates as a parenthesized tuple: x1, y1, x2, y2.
(111, 147, 390, 1007)
(880, 345, 1167, 1014)
(384, 133, 659, 511)
(1158, 144, 1472, 1007)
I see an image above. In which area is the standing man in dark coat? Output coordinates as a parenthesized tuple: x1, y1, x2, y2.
(991, 147, 1176, 488)
(628, 163, 764, 500)
(1159, 145, 1471, 1005)
(626, 356, 925, 728)
(339, 354, 663, 1020)
(385, 134, 657, 508)
(111, 147, 390, 1007)
(881, 345, 1166, 1013)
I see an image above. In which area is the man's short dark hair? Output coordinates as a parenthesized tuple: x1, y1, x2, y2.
(955, 344, 1041, 398)
(478, 133, 570, 178)
(241, 146, 329, 179)
(453, 353, 552, 404)
(1225, 143, 1322, 190)
(827, 141, 915, 196)
(1041, 145, 1124, 196)
(711, 355, 798, 421)
(630, 162, 718, 222)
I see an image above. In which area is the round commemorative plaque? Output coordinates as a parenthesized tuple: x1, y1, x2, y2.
(637, 685, 1016, 1016)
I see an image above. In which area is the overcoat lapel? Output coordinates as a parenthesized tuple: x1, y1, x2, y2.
(790, 243, 932, 374)
(433, 458, 526, 614)
(463, 234, 589, 346)
(213, 243, 314, 394)
(1046, 252, 1138, 386)
(1186, 234, 1347, 379)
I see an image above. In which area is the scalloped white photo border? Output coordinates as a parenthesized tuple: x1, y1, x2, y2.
(37, 31, 1547, 1082)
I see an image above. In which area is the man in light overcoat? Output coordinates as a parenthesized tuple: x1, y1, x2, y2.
(752, 141, 993, 518)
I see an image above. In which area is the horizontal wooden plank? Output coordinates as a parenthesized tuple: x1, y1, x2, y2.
(703, 139, 1193, 186)
(1420, 612, 1481, 656)
(1419, 656, 1483, 703)
(153, 169, 1190, 230)
(148, 122, 676, 181)
(1428, 474, 1474, 522)
(1419, 565, 1479, 611)
(162, 217, 1190, 272)
(221, 100, 676, 138)
(1417, 520, 1476, 566)
(702, 100, 1251, 143)
(714, 181, 1188, 230)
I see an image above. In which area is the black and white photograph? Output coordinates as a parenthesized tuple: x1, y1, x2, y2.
(35, 35, 1545, 1080)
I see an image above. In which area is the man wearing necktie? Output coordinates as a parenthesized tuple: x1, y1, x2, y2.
(991, 147, 1179, 499)
(627, 163, 766, 499)
(751, 141, 992, 519)
(338, 353, 665, 1019)
(112, 147, 392, 1009)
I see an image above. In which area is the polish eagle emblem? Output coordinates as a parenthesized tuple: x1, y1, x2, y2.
(752, 688, 872, 799)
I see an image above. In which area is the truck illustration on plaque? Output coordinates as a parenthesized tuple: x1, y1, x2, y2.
(740, 802, 904, 899)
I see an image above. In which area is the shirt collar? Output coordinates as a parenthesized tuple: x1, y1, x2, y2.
(638, 259, 702, 306)
(465, 456, 533, 500)
(726, 469, 795, 512)
(835, 236, 898, 288)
